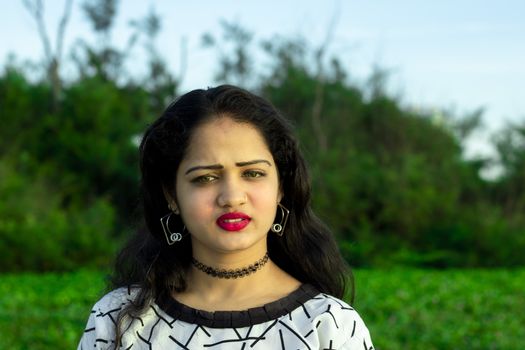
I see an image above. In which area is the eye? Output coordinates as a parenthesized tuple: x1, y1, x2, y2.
(243, 170, 266, 178)
(191, 174, 218, 184)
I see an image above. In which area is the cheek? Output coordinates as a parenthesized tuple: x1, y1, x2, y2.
(179, 189, 215, 217)
(250, 182, 280, 212)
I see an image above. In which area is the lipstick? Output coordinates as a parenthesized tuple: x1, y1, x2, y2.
(216, 212, 251, 231)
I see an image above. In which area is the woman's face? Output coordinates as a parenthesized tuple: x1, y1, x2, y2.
(173, 116, 281, 258)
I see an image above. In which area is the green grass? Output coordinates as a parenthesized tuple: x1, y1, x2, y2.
(352, 269, 525, 350)
(0, 269, 523, 349)
(0, 270, 107, 350)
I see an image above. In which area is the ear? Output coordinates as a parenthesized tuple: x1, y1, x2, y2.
(277, 188, 283, 203)
(162, 186, 179, 212)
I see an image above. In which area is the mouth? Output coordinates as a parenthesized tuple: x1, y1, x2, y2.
(216, 212, 251, 231)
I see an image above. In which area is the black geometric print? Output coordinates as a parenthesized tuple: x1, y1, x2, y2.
(363, 339, 374, 350)
(278, 320, 312, 349)
(323, 340, 336, 350)
(324, 305, 339, 329)
(78, 286, 374, 349)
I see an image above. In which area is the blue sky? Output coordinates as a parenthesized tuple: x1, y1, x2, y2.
(1, 0, 524, 166)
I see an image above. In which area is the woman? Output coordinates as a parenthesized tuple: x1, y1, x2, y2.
(78, 85, 374, 349)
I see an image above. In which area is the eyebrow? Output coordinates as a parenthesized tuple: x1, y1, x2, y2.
(185, 159, 272, 175)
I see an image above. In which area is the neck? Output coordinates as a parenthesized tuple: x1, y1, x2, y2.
(192, 252, 269, 279)
(185, 249, 274, 299)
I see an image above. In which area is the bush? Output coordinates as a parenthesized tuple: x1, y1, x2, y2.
(0, 158, 117, 272)
(0, 270, 106, 349)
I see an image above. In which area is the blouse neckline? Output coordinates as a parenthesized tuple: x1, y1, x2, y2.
(155, 284, 320, 328)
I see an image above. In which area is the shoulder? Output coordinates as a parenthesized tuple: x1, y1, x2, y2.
(92, 286, 137, 312)
(302, 291, 363, 323)
(77, 287, 139, 349)
(302, 291, 374, 349)
(87, 287, 141, 330)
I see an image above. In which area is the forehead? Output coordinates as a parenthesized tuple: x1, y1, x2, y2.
(182, 117, 273, 163)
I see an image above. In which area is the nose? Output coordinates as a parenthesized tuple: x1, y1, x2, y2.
(217, 177, 247, 208)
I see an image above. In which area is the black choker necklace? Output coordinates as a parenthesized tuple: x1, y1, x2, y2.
(191, 253, 269, 279)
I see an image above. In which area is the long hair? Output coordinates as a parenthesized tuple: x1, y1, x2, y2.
(111, 85, 352, 343)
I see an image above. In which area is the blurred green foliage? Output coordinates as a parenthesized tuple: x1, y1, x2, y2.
(353, 268, 525, 349)
(0, 270, 106, 349)
(1, 4, 525, 271)
(0, 269, 522, 349)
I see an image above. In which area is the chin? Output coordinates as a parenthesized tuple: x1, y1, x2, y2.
(216, 237, 265, 252)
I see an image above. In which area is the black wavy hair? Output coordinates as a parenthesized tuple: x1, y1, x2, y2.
(111, 85, 352, 343)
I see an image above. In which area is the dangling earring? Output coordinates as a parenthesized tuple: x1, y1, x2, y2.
(271, 203, 290, 236)
(160, 213, 185, 245)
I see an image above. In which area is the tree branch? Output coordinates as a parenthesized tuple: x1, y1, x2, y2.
(22, 0, 53, 64)
(311, 6, 340, 153)
(55, 0, 74, 63)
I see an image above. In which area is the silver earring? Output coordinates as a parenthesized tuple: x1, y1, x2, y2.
(271, 203, 290, 236)
(160, 213, 184, 245)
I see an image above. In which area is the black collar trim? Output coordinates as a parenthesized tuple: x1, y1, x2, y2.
(155, 284, 320, 328)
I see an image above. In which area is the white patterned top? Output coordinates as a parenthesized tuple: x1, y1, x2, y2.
(78, 284, 374, 350)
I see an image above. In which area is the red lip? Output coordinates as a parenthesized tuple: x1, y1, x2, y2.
(216, 212, 251, 232)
